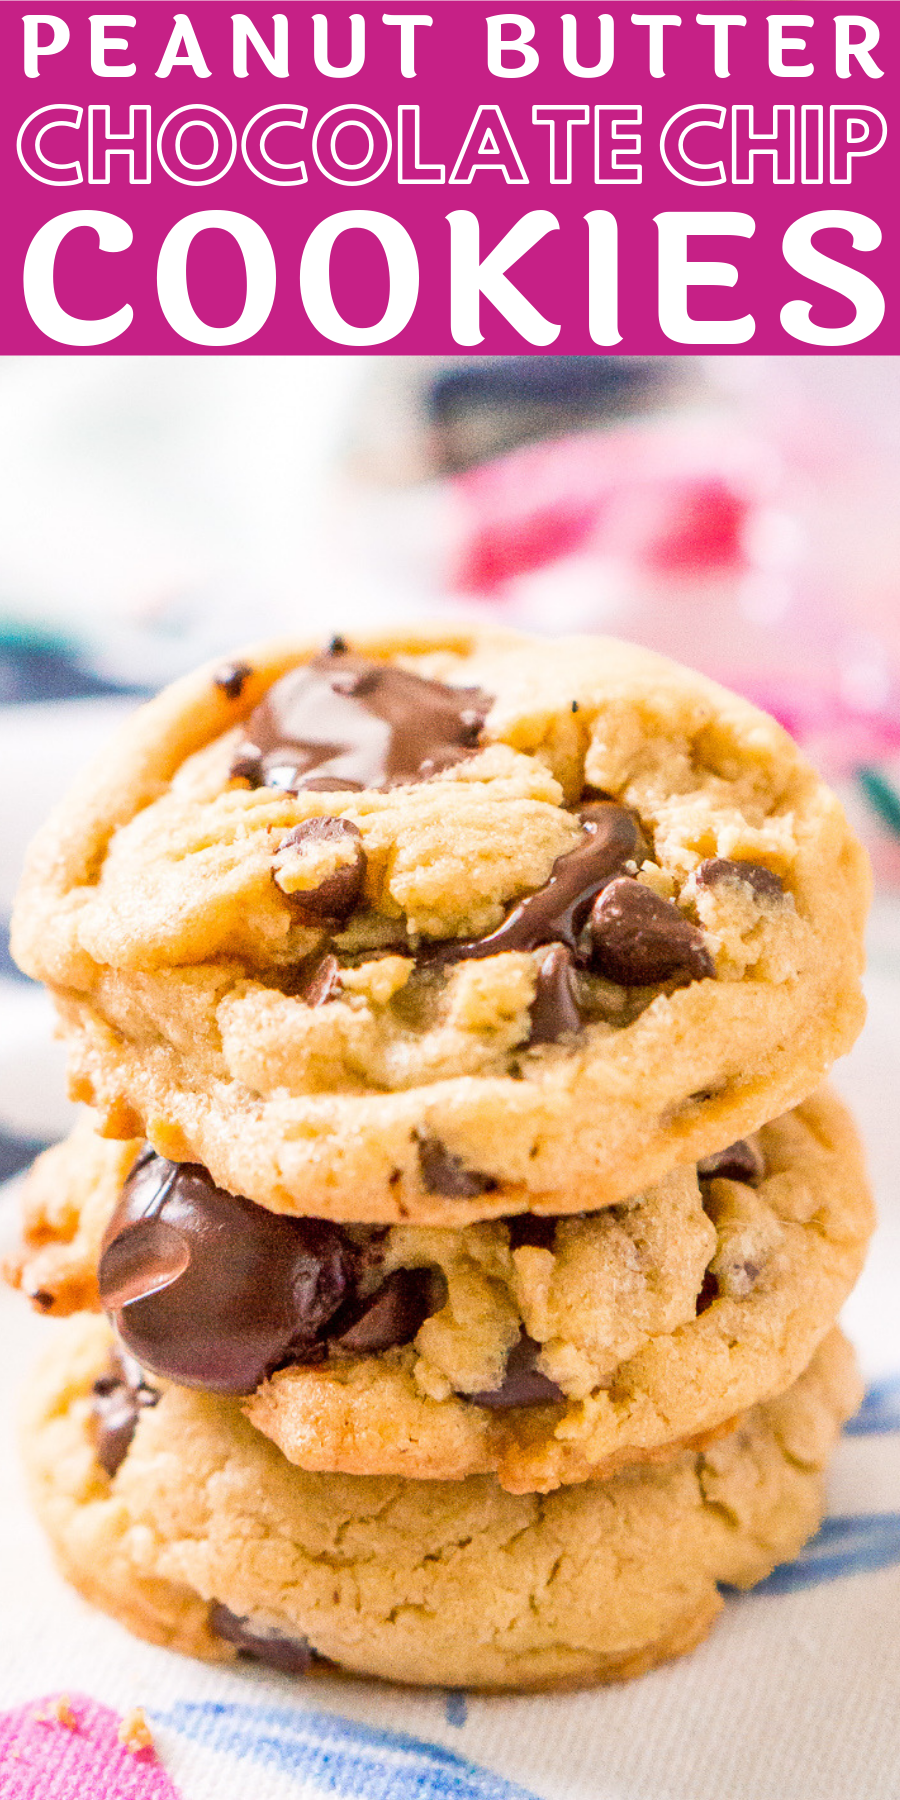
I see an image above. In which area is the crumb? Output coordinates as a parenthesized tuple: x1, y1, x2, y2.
(117, 1706, 155, 1754)
(34, 1695, 77, 1729)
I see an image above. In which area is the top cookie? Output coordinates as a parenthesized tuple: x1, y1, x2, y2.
(12, 626, 868, 1224)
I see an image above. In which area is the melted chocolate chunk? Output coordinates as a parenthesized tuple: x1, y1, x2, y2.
(428, 802, 640, 966)
(696, 858, 784, 901)
(214, 661, 252, 701)
(99, 1155, 357, 1393)
(98, 1153, 446, 1394)
(91, 1350, 160, 1478)
(274, 818, 366, 924)
(590, 878, 715, 986)
(209, 1604, 315, 1675)
(529, 944, 582, 1044)
(506, 1215, 558, 1252)
(468, 1334, 564, 1410)
(100, 1216, 190, 1309)
(416, 1133, 497, 1199)
(230, 649, 492, 794)
(329, 1267, 437, 1356)
(295, 952, 342, 1006)
(697, 1139, 765, 1184)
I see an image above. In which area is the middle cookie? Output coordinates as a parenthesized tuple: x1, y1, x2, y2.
(9, 1086, 873, 1494)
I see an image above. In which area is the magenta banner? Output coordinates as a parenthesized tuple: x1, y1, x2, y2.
(1, 1, 895, 353)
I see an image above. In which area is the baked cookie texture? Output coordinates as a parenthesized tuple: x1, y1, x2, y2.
(11, 627, 869, 1225)
(4, 1113, 137, 1316)
(23, 1316, 859, 1692)
(9, 1089, 873, 1494)
(246, 1092, 873, 1491)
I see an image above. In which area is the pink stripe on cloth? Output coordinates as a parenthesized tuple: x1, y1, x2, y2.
(0, 1694, 181, 1799)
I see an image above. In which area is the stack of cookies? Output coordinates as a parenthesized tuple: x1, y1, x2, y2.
(6, 627, 874, 1690)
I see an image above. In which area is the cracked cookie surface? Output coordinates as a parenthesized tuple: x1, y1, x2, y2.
(9, 1089, 874, 1493)
(22, 1315, 859, 1691)
(11, 627, 869, 1223)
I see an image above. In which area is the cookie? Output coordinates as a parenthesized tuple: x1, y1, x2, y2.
(10, 1089, 874, 1493)
(4, 1113, 138, 1316)
(23, 1315, 859, 1692)
(237, 1089, 875, 1490)
(11, 627, 868, 1224)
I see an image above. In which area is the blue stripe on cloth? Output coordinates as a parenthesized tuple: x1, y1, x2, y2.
(445, 1692, 469, 1728)
(0, 1127, 51, 1184)
(732, 1513, 900, 1598)
(0, 919, 33, 985)
(844, 1377, 900, 1436)
(157, 1700, 543, 1800)
(0, 629, 150, 704)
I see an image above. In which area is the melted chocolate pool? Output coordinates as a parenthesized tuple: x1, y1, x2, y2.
(231, 648, 492, 793)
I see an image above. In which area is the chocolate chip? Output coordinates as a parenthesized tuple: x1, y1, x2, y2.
(209, 1604, 315, 1675)
(214, 661, 252, 701)
(529, 944, 583, 1044)
(229, 652, 492, 794)
(326, 635, 348, 656)
(295, 953, 342, 1006)
(506, 1215, 557, 1252)
(696, 858, 784, 901)
(273, 818, 365, 924)
(230, 750, 264, 786)
(99, 1155, 357, 1393)
(695, 1269, 719, 1315)
(427, 802, 641, 966)
(91, 1350, 160, 1477)
(468, 1334, 564, 1409)
(416, 1133, 497, 1199)
(329, 1267, 438, 1356)
(590, 878, 715, 986)
(697, 1139, 765, 1184)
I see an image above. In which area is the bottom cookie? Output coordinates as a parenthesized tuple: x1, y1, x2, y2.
(24, 1317, 859, 1692)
